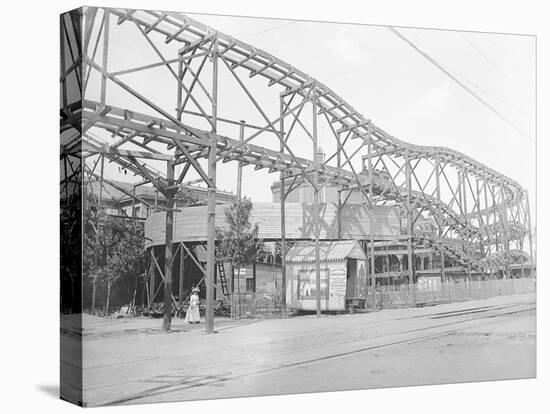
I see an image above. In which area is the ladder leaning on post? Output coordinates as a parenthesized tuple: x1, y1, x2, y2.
(217, 261, 230, 297)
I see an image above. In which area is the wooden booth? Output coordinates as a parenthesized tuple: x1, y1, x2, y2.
(285, 240, 368, 312)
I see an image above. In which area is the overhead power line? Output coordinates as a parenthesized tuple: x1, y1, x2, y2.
(241, 21, 296, 39)
(442, 63, 529, 116)
(388, 27, 532, 142)
(324, 32, 432, 83)
(458, 32, 534, 99)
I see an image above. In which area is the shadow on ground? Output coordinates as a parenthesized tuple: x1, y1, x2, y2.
(36, 384, 59, 399)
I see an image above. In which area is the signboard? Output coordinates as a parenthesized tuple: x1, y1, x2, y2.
(355, 260, 367, 299)
(330, 267, 346, 297)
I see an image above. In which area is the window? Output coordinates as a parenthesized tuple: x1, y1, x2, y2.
(245, 277, 255, 293)
(298, 269, 329, 299)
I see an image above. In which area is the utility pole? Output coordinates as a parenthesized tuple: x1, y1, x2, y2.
(162, 159, 175, 332)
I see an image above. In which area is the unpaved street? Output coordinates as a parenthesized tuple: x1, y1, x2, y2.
(70, 293, 535, 406)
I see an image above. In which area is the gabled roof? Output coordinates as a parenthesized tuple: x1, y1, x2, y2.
(286, 240, 366, 264)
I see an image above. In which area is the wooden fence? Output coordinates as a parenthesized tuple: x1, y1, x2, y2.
(230, 293, 283, 318)
(368, 278, 536, 309)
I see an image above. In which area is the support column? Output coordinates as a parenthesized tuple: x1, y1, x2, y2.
(405, 153, 416, 306)
(500, 178, 510, 279)
(368, 139, 376, 311)
(91, 154, 105, 315)
(149, 248, 155, 308)
(336, 132, 343, 241)
(484, 181, 494, 278)
(525, 193, 534, 277)
(337, 189, 343, 240)
(100, 10, 109, 105)
(312, 90, 321, 317)
(462, 168, 472, 281)
(178, 243, 185, 313)
(162, 160, 175, 332)
(236, 120, 245, 199)
(205, 40, 219, 334)
(131, 186, 136, 218)
(435, 157, 445, 283)
(279, 95, 287, 318)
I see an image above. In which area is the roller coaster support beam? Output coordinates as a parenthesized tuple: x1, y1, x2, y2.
(525, 193, 534, 276)
(162, 159, 175, 332)
(280, 95, 287, 318)
(205, 39, 219, 334)
(337, 132, 343, 241)
(500, 178, 510, 279)
(237, 121, 245, 199)
(405, 153, 416, 305)
(482, 181, 494, 278)
(435, 157, 445, 283)
(312, 91, 321, 317)
(462, 167, 472, 282)
(368, 138, 376, 311)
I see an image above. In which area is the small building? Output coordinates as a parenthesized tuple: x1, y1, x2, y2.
(285, 240, 368, 312)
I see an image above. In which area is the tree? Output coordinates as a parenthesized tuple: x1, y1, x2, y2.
(83, 219, 145, 315)
(216, 197, 264, 317)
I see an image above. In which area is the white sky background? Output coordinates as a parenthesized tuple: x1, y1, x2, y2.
(88, 10, 536, 210)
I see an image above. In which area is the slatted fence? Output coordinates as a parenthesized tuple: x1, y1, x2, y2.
(369, 278, 536, 309)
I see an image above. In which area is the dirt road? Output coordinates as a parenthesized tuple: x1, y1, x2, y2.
(70, 293, 535, 406)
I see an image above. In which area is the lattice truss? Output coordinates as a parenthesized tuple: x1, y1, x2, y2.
(60, 7, 533, 278)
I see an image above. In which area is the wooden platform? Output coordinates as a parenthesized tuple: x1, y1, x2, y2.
(144, 202, 401, 247)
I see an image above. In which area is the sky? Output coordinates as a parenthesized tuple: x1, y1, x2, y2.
(82, 9, 536, 215)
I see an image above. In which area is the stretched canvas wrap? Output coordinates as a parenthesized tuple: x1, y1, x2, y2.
(60, 6, 536, 407)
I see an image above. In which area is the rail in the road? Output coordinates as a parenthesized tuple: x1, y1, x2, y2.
(100, 301, 534, 406)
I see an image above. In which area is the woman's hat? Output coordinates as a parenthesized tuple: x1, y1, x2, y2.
(192, 287, 200, 293)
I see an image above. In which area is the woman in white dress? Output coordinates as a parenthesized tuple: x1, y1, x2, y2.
(185, 287, 201, 324)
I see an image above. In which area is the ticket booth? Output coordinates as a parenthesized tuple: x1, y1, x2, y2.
(285, 240, 368, 312)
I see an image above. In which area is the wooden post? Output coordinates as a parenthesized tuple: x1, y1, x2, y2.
(368, 139, 376, 311)
(131, 186, 136, 218)
(100, 10, 109, 105)
(91, 154, 105, 315)
(435, 157, 445, 283)
(525, 193, 534, 277)
(279, 95, 287, 318)
(483, 180, 493, 280)
(462, 168, 472, 281)
(205, 40, 218, 334)
(337, 189, 343, 240)
(500, 178, 510, 279)
(336, 132, 342, 241)
(162, 160, 175, 332)
(405, 153, 416, 306)
(237, 120, 245, 199)
(149, 248, 155, 309)
(179, 243, 185, 314)
(312, 90, 321, 317)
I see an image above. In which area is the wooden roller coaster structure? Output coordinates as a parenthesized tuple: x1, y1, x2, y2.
(60, 7, 534, 333)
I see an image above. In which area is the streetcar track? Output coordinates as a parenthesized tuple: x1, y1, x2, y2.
(103, 303, 534, 406)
